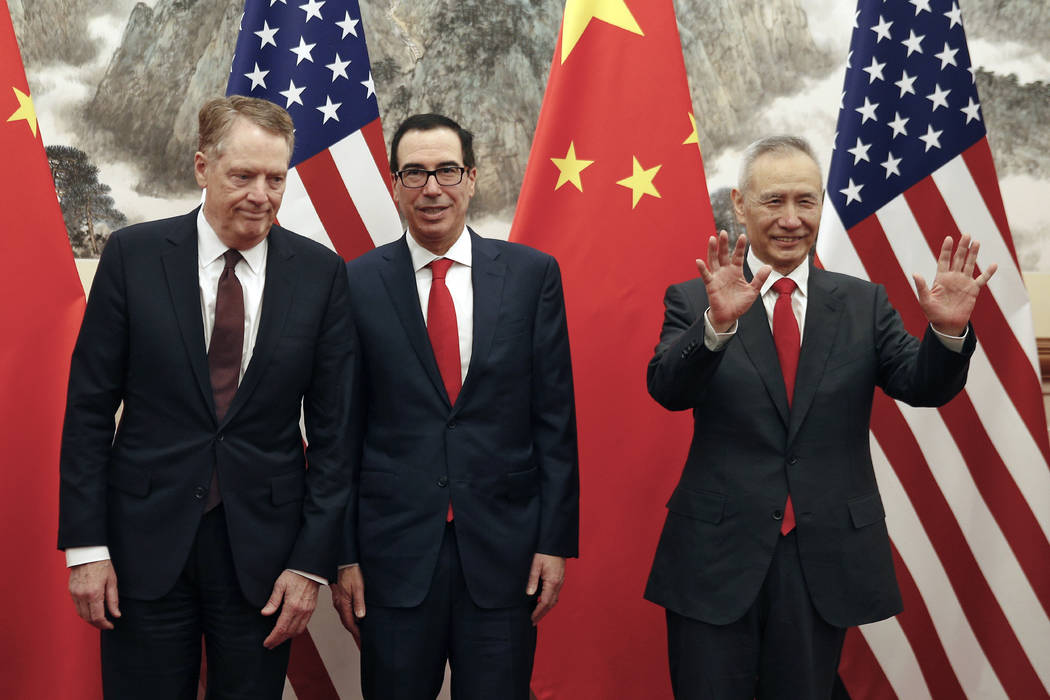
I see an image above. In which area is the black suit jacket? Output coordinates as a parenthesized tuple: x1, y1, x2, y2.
(342, 230, 579, 609)
(644, 265, 974, 627)
(58, 209, 354, 607)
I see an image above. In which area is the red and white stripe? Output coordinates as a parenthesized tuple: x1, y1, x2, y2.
(817, 137, 1050, 698)
(278, 119, 402, 258)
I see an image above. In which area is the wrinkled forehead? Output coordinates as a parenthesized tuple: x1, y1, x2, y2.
(748, 151, 823, 197)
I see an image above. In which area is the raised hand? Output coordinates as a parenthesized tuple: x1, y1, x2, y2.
(696, 231, 771, 332)
(914, 234, 997, 337)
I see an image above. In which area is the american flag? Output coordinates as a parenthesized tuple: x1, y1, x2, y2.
(226, 1, 399, 697)
(818, 1, 1050, 697)
(227, 0, 401, 259)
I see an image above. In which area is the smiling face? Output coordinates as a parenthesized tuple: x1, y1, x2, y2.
(392, 127, 477, 255)
(194, 116, 290, 250)
(731, 149, 823, 275)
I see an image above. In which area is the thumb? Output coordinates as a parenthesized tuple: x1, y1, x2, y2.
(105, 573, 121, 619)
(261, 581, 286, 616)
(526, 558, 541, 596)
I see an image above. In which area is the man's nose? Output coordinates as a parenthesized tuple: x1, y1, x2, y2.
(421, 173, 443, 195)
(780, 204, 802, 229)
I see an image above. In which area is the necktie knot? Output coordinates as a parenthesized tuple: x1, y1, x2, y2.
(772, 277, 796, 297)
(223, 249, 242, 271)
(429, 258, 453, 280)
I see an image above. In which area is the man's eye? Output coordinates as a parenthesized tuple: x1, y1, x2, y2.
(438, 167, 459, 175)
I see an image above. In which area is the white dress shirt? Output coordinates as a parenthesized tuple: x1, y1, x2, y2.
(406, 227, 474, 383)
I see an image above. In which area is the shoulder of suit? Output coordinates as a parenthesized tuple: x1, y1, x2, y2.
(473, 233, 556, 266)
(103, 209, 198, 252)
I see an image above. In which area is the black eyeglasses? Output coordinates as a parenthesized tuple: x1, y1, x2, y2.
(395, 166, 467, 188)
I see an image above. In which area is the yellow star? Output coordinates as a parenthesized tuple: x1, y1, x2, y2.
(683, 112, 701, 152)
(616, 156, 661, 209)
(551, 142, 595, 192)
(562, 0, 644, 64)
(7, 86, 38, 138)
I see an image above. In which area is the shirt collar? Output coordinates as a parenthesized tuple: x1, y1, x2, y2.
(747, 247, 809, 298)
(197, 208, 267, 274)
(406, 227, 472, 273)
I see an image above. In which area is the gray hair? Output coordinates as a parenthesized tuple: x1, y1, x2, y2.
(737, 135, 821, 193)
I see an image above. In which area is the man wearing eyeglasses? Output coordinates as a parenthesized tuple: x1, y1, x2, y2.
(331, 113, 579, 700)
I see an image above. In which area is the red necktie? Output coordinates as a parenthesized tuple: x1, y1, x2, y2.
(205, 249, 244, 511)
(772, 277, 798, 535)
(427, 258, 461, 404)
(427, 258, 460, 522)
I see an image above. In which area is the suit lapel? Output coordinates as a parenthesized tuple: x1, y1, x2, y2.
(788, 267, 843, 442)
(736, 294, 791, 427)
(224, 226, 296, 425)
(461, 230, 506, 405)
(161, 210, 213, 415)
(378, 235, 450, 403)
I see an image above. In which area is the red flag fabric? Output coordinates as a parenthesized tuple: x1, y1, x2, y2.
(0, 1, 93, 696)
(820, 1, 1050, 697)
(510, 1, 713, 696)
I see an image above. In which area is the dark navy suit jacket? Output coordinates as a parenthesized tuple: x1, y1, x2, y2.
(58, 209, 354, 607)
(342, 230, 579, 609)
(644, 264, 974, 627)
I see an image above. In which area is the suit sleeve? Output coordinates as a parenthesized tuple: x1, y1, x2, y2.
(285, 257, 356, 581)
(647, 283, 729, 411)
(58, 235, 129, 550)
(531, 256, 580, 558)
(871, 283, 975, 407)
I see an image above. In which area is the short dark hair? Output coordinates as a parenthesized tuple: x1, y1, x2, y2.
(389, 113, 475, 172)
(198, 96, 295, 162)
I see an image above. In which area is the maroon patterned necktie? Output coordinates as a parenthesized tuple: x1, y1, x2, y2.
(772, 277, 799, 535)
(205, 249, 243, 511)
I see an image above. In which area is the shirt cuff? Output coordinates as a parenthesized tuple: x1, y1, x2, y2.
(288, 569, 328, 586)
(703, 307, 737, 351)
(931, 324, 967, 353)
(66, 546, 111, 568)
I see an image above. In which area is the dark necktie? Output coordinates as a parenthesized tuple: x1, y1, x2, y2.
(427, 258, 460, 522)
(772, 277, 799, 535)
(205, 249, 244, 511)
(427, 258, 461, 404)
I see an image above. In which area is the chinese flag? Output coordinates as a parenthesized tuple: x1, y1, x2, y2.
(0, 1, 95, 696)
(510, 1, 714, 697)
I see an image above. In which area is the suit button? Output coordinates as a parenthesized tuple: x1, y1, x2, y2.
(437, 476, 449, 488)
(788, 456, 798, 465)
(772, 509, 783, 520)
(194, 486, 207, 500)
(217, 433, 224, 442)
(447, 421, 456, 429)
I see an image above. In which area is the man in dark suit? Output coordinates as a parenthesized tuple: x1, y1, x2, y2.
(58, 96, 353, 698)
(330, 113, 579, 700)
(644, 136, 996, 698)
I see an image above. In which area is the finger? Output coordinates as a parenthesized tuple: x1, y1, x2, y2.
(730, 234, 748, 267)
(950, 234, 970, 272)
(976, 262, 998, 286)
(88, 595, 114, 630)
(261, 584, 285, 617)
(352, 583, 367, 619)
(937, 235, 954, 272)
(696, 259, 712, 283)
(263, 609, 293, 649)
(703, 235, 719, 273)
(105, 574, 121, 620)
(717, 230, 731, 266)
(525, 558, 542, 596)
(751, 264, 772, 291)
(912, 273, 930, 304)
(962, 239, 980, 277)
